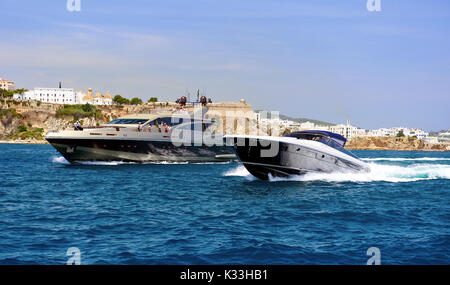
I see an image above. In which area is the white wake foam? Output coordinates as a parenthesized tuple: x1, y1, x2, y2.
(51, 156, 231, 166)
(362, 157, 450, 162)
(149, 161, 231, 165)
(78, 161, 132, 165)
(223, 165, 256, 181)
(224, 163, 450, 183)
(52, 156, 131, 165)
(51, 156, 70, 164)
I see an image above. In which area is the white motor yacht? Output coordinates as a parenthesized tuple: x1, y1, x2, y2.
(225, 130, 370, 180)
(46, 112, 235, 163)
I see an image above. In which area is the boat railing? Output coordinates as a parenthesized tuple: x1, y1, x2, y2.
(83, 126, 125, 132)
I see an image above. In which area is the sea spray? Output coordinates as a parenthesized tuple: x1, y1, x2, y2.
(51, 156, 70, 164)
(223, 165, 256, 181)
(224, 161, 450, 183)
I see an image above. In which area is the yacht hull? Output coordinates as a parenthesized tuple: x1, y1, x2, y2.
(226, 136, 369, 180)
(46, 138, 235, 163)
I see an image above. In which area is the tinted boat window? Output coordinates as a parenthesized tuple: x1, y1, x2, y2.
(151, 117, 192, 126)
(285, 132, 358, 158)
(285, 133, 325, 141)
(107, 119, 149, 124)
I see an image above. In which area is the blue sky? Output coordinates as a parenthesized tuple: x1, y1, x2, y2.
(1, 0, 449, 131)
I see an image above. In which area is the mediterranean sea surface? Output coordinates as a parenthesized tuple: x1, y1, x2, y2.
(0, 144, 449, 264)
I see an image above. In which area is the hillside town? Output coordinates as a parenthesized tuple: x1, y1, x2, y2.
(0, 77, 16, 91)
(259, 116, 433, 141)
(12, 85, 113, 106)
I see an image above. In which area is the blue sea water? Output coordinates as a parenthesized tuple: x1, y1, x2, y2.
(0, 144, 449, 265)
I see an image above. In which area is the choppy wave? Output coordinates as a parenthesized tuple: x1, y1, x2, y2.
(362, 157, 450, 162)
(3, 146, 450, 264)
(224, 163, 450, 183)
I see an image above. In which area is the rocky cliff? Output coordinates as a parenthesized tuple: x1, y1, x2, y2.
(346, 136, 450, 152)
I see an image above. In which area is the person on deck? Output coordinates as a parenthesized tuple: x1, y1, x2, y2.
(74, 121, 82, 131)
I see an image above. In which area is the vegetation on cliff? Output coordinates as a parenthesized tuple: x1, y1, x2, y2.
(56, 104, 103, 120)
(113, 95, 130, 105)
(112, 95, 145, 105)
(0, 107, 24, 119)
(7, 124, 44, 140)
(130, 97, 143, 105)
(0, 88, 28, 98)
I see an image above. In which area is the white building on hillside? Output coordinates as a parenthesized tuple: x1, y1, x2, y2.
(0, 78, 16, 91)
(14, 87, 77, 104)
(404, 128, 429, 140)
(299, 121, 315, 130)
(437, 132, 450, 144)
(75, 88, 113, 105)
(299, 121, 329, 131)
(366, 128, 397, 137)
(328, 120, 365, 139)
(366, 127, 429, 139)
(14, 87, 113, 105)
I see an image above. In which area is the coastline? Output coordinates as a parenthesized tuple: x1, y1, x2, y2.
(345, 147, 449, 152)
(1, 100, 448, 151)
(0, 139, 448, 151)
(345, 136, 450, 152)
(0, 139, 48, 145)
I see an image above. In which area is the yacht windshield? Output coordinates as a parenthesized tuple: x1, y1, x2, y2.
(150, 117, 214, 128)
(285, 131, 358, 159)
(151, 117, 191, 127)
(107, 119, 149, 124)
(285, 132, 325, 142)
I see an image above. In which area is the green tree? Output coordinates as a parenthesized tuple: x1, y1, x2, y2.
(113, 95, 130, 105)
(130, 97, 143, 105)
(14, 88, 28, 95)
(0, 88, 28, 98)
(148, 97, 158, 103)
(81, 103, 95, 113)
(396, 130, 405, 137)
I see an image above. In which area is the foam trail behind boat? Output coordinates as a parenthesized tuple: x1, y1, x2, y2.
(224, 162, 450, 183)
